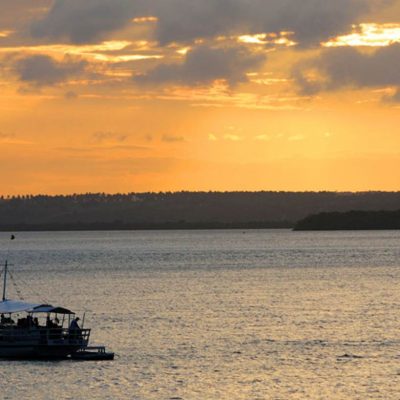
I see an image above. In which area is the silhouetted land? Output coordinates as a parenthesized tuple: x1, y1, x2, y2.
(294, 210, 400, 231)
(0, 192, 399, 231)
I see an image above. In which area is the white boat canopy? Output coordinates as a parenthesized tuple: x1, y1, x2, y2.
(0, 300, 41, 314)
(0, 300, 74, 315)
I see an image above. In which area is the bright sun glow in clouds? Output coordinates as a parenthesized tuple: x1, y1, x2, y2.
(238, 32, 297, 47)
(323, 23, 400, 47)
(0, 41, 163, 63)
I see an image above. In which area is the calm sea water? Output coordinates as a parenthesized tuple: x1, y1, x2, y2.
(0, 229, 400, 399)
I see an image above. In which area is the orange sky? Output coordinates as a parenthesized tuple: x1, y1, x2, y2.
(0, 1, 400, 195)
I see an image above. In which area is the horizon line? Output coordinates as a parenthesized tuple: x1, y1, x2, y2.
(1, 190, 400, 198)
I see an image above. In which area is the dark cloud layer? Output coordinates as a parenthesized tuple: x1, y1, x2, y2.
(31, 0, 134, 44)
(31, 0, 381, 46)
(135, 44, 266, 86)
(0, 0, 49, 31)
(148, 0, 371, 46)
(14, 55, 86, 86)
(293, 44, 400, 94)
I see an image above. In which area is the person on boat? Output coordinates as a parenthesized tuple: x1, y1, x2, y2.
(27, 315, 34, 327)
(48, 317, 62, 339)
(46, 316, 59, 328)
(18, 317, 29, 328)
(69, 317, 81, 340)
(69, 317, 80, 331)
(2, 314, 14, 325)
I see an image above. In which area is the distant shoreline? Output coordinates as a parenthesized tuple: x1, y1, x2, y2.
(2, 219, 400, 232)
(2, 192, 400, 233)
(0, 221, 293, 232)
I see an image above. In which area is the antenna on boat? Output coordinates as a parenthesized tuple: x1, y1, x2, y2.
(2, 260, 7, 302)
(2, 235, 15, 302)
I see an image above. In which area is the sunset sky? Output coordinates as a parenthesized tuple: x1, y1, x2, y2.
(0, 0, 400, 195)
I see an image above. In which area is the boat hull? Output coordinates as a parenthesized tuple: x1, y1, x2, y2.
(0, 327, 91, 359)
(0, 344, 83, 359)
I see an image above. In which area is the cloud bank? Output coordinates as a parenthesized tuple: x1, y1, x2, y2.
(14, 55, 87, 86)
(31, 0, 134, 44)
(293, 43, 400, 94)
(135, 44, 266, 86)
(31, 0, 379, 46)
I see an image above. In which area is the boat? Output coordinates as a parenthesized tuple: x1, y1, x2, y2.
(71, 346, 115, 361)
(0, 236, 114, 360)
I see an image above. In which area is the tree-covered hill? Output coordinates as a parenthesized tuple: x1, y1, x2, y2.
(294, 209, 400, 231)
(0, 191, 399, 231)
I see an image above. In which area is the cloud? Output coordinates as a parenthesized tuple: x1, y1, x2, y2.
(162, 134, 185, 142)
(293, 43, 400, 94)
(92, 131, 128, 143)
(142, 0, 376, 46)
(31, 0, 134, 44)
(64, 90, 78, 100)
(57, 144, 148, 152)
(0, 1, 49, 35)
(0, 132, 14, 139)
(0, 132, 33, 145)
(14, 54, 86, 86)
(224, 134, 241, 141)
(322, 23, 400, 48)
(30, 0, 381, 46)
(135, 44, 266, 87)
(384, 88, 400, 102)
(288, 134, 305, 141)
(254, 134, 271, 141)
(0, 30, 13, 38)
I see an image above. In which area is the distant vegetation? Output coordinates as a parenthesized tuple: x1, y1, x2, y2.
(0, 191, 399, 231)
(294, 210, 400, 231)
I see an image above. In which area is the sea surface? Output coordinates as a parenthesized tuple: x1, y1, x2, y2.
(0, 229, 400, 399)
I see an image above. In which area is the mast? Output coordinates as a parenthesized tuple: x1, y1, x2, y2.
(2, 259, 7, 301)
(2, 235, 14, 302)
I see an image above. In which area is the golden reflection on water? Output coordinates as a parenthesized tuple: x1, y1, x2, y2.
(1, 230, 400, 399)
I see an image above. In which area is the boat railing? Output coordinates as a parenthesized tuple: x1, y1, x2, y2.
(0, 327, 91, 345)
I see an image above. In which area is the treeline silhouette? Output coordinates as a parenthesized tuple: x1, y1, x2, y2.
(294, 210, 400, 231)
(0, 191, 399, 231)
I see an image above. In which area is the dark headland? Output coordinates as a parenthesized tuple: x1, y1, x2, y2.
(294, 209, 400, 231)
(0, 191, 399, 231)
